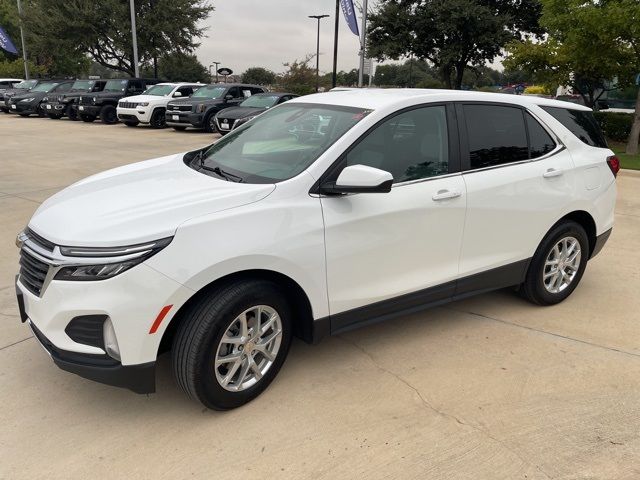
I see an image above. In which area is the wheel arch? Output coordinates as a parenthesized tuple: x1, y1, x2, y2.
(158, 269, 316, 356)
(553, 210, 597, 257)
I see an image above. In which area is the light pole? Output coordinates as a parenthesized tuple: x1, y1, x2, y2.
(332, 0, 339, 88)
(15, 0, 29, 79)
(210, 61, 221, 83)
(129, 0, 140, 77)
(358, 0, 369, 87)
(309, 14, 329, 92)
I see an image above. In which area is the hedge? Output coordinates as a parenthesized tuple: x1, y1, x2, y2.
(593, 111, 634, 142)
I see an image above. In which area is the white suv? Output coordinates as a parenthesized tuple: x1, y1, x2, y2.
(16, 90, 618, 409)
(116, 82, 203, 128)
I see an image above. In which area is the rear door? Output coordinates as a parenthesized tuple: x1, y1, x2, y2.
(456, 102, 575, 290)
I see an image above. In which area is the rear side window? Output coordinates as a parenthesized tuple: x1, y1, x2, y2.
(526, 113, 556, 158)
(541, 107, 607, 148)
(464, 105, 529, 169)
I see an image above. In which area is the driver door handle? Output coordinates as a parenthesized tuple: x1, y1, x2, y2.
(432, 189, 462, 201)
(543, 168, 563, 178)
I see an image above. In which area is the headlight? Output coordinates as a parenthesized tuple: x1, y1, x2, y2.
(20, 97, 35, 103)
(235, 115, 257, 126)
(57, 95, 64, 102)
(92, 96, 97, 103)
(139, 102, 149, 107)
(42, 97, 48, 102)
(196, 104, 207, 113)
(53, 237, 172, 281)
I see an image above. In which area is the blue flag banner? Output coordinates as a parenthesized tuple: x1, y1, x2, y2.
(0, 26, 19, 55)
(340, 0, 359, 37)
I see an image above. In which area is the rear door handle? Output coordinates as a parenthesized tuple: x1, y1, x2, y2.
(543, 168, 563, 178)
(432, 189, 462, 201)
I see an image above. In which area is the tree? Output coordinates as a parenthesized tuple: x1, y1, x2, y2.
(143, 52, 208, 82)
(22, 0, 213, 77)
(367, 0, 543, 89)
(242, 67, 276, 86)
(279, 55, 319, 95)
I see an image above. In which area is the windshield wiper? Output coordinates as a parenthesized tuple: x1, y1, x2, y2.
(195, 150, 243, 182)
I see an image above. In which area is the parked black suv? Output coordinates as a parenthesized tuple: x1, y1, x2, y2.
(214, 92, 298, 135)
(1, 79, 40, 113)
(42, 79, 107, 120)
(78, 78, 158, 124)
(8, 80, 75, 117)
(165, 83, 267, 132)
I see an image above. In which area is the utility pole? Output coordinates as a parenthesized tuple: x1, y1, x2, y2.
(129, 0, 140, 77)
(15, 0, 29, 79)
(210, 61, 221, 82)
(309, 14, 329, 92)
(357, 0, 369, 87)
(332, 0, 339, 88)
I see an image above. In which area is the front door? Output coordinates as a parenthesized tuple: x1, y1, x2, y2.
(320, 104, 467, 332)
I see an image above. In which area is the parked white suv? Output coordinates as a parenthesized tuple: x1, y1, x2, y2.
(16, 90, 618, 409)
(116, 82, 204, 128)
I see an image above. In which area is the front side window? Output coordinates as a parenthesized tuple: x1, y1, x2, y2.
(193, 104, 370, 183)
(541, 106, 607, 148)
(464, 105, 529, 169)
(344, 105, 450, 183)
(191, 85, 226, 99)
(54, 83, 72, 93)
(104, 79, 128, 92)
(70, 80, 95, 92)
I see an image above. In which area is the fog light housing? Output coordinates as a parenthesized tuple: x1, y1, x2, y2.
(103, 318, 121, 361)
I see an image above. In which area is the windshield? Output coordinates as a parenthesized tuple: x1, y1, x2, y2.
(144, 84, 175, 96)
(70, 80, 95, 92)
(240, 95, 281, 109)
(31, 82, 59, 93)
(191, 85, 226, 99)
(14, 79, 38, 89)
(104, 79, 128, 92)
(194, 103, 371, 183)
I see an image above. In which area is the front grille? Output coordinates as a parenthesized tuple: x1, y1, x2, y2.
(169, 104, 191, 112)
(19, 249, 49, 296)
(119, 101, 138, 109)
(217, 118, 234, 130)
(65, 315, 107, 349)
(79, 96, 92, 105)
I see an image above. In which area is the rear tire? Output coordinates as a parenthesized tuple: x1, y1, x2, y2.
(172, 279, 292, 410)
(521, 220, 589, 306)
(66, 105, 78, 121)
(99, 105, 118, 124)
(149, 108, 166, 129)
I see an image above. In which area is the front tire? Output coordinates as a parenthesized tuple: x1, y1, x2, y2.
(99, 105, 118, 124)
(149, 108, 166, 128)
(521, 220, 589, 305)
(172, 280, 292, 410)
(80, 114, 96, 123)
(47, 113, 63, 119)
(66, 105, 78, 121)
(203, 112, 217, 133)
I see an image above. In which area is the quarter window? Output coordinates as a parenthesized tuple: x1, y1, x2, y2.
(526, 113, 556, 158)
(344, 106, 450, 183)
(541, 106, 607, 148)
(464, 105, 528, 169)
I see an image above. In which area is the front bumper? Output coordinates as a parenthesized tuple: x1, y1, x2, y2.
(77, 104, 101, 117)
(42, 101, 67, 113)
(8, 101, 39, 114)
(117, 106, 151, 123)
(165, 110, 204, 128)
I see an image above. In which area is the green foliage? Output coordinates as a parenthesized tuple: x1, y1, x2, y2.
(593, 112, 634, 143)
(368, 0, 543, 89)
(279, 55, 318, 95)
(241, 67, 276, 86)
(0, 59, 45, 78)
(374, 60, 442, 88)
(524, 85, 551, 95)
(21, 0, 213, 77)
(141, 53, 208, 82)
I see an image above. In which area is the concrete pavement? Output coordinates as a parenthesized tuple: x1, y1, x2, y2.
(0, 113, 639, 479)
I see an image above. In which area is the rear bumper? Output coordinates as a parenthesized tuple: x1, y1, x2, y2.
(590, 228, 612, 259)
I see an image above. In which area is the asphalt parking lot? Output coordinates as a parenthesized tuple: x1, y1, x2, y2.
(1, 113, 639, 479)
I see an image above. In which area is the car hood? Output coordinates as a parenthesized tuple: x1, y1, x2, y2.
(2, 87, 30, 98)
(121, 94, 167, 103)
(217, 106, 266, 120)
(12, 91, 46, 101)
(170, 97, 223, 107)
(28, 153, 276, 247)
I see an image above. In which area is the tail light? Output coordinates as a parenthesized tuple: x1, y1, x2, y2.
(606, 155, 620, 178)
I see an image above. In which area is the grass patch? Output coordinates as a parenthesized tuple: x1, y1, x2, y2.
(609, 141, 640, 170)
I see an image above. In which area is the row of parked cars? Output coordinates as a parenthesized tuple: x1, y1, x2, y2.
(0, 77, 298, 134)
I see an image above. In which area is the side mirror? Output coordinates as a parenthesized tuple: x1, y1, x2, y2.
(320, 165, 393, 194)
(173, 91, 182, 98)
(224, 94, 234, 101)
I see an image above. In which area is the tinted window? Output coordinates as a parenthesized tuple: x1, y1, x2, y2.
(177, 86, 194, 96)
(526, 113, 556, 158)
(54, 83, 72, 93)
(227, 87, 241, 98)
(345, 106, 449, 183)
(464, 105, 528, 169)
(541, 107, 607, 148)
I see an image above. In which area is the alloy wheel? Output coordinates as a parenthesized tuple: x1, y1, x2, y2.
(543, 236, 582, 294)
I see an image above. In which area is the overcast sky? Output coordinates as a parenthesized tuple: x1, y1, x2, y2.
(195, 0, 366, 76)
